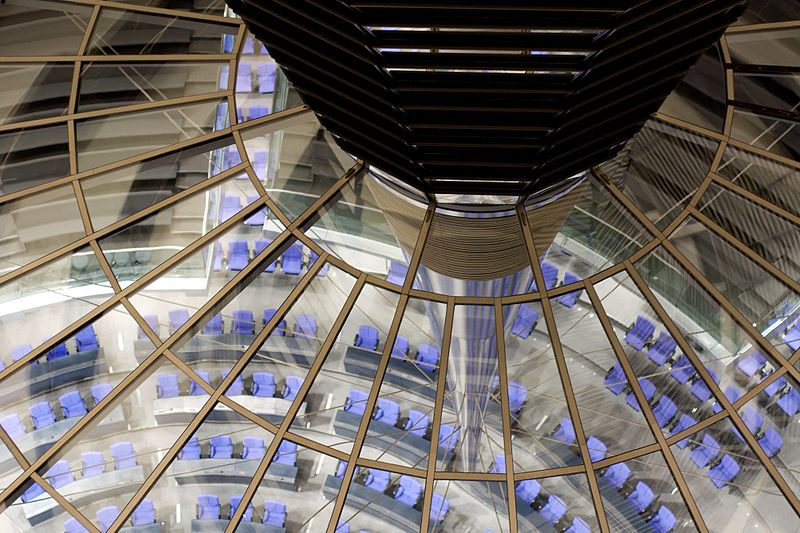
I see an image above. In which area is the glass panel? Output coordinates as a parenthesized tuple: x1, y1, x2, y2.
(432, 479, 508, 533)
(515, 474, 601, 533)
(240, 111, 356, 221)
(438, 305, 506, 472)
(78, 61, 230, 112)
(734, 71, 800, 114)
(76, 98, 228, 172)
(297, 283, 400, 454)
(0, 0, 92, 56)
(660, 44, 726, 132)
(0, 436, 24, 504)
(728, 28, 800, 67)
(599, 452, 697, 533)
(530, 173, 653, 286)
(731, 109, 800, 161)
(234, 31, 284, 123)
(0, 123, 70, 195)
(669, 417, 797, 533)
(0, 64, 72, 125)
(0, 184, 85, 274)
(553, 290, 656, 460)
(599, 120, 719, 229)
(502, 301, 580, 472)
(735, 1, 797, 25)
(339, 468, 427, 533)
(0, 302, 155, 463)
(359, 298, 445, 468)
(88, 8, 238, 55)
(716, 144, 800, 218)
(98, 173, 259, 285)
(0, 488, 86, 533)
(81, 135, 240, 229)
(111, 0, 227, 16)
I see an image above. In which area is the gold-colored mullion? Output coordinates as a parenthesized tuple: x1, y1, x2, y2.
(432, 471, 506, 482)
(725, 20, 800, 33)
(653, 112, 727, 142)
(418, 297, 454, 533)
(107, 258, 326, 531)
(0, 105, 311, 206)
(516, 206, 610, 533)
(589, 443, 663, 471)
(0, 424, 30, 473)
(224, 272, 368, 532)
(31, 473, 101, 533)
(88, 240, 122, 292)
(663, 411, 729, 448)
(72, 181, 94, 235)
(0, 54, 236, 64)
(494, 302, 518, 532)
(65, 0, 242, 25)
(120, 296, 164, 348)
(515, 465, 586, 481)
(625, 261, 800, 515)
(709, 172, 800, 227)
(355, 458, 426, 479)
(228, 24, 248, 127)
(584, 282, 710, 533)
(726, 137, 800, 171)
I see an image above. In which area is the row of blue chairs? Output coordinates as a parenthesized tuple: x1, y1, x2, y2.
(1, 383, 113, 436)
(335, 462, 449, 525)
(215, 146, 268, 182)
(139, 308, 319, 339)
(64, 499, 154, 532)
(156, 371, 304, 400)
(23, 442, 137, 502)
(225, 240, 305, 275)
(197, 495, 286, 527)
(179, 435, 297, 466)
(354, 325, 440, 373)
(4, 325, 99, 369)
(218, 194, 269, 226)
(735, 351, 800, 417)
(219, 62, 276, 94)
(515, 472, 594, 533)
(343, 388, 459, 452)
(509, 271, 583, 341)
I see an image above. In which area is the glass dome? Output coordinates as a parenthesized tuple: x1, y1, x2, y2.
(0, 1, 797, 532)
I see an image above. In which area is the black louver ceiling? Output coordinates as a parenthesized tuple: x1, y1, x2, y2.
(227, 0, 748, 196)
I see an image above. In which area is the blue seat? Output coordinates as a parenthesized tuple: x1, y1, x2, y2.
(91, 383, 113, 405)
(708, 454, 740, 489)
(508, 381, 528, 415)
(670, 355, 696, 383)
(626, 378, 655, 411)
(602, 462, 631, 490)
(264, 308, 287, 336)
(439, 424, 459, 451)
(553, 417, 576, 445)
(295, 314, 317, 337)
(364, 469, 391, 492)
(189, 371, 210, 395)
(132, 499, 156, 526)
(764, 375, 789, 398)
(627, 481, 655, 513)
(219, 194, 241, 223)
(253, 150, 267, 181)
(784, 323, 800, 351)
(21, 482, 45, 502)
(222, 370, 244, 396)
(355, 325, 380, 350)
(670, 413, 697, 449)
(0, 414, 25, 438)
(223, 33, 235, 53)
(511, 304, 540, 339)
(386, 260, 408, 285)
(335, 460, 347, 478)
(233, 310, 255, 335)
(649, 506, 677, 533)
(245, 196, 267, 226)
(741, 406, 764, 436)
(394, 475, 423, 507)
(263, 500, 286, 527)
(254, 240, 278, 272)
(11, 343, 33, 361)
(283, 375, 303, 401)
(736, 352, 767, 378)
(624, 316, 656, 350)
(197, 494, 220, 520)
(647, 333, 676, 365)
(758, 427, 783, 458)
(258, 62, 277, 93)
(652, 395, 677, 428)
(29, 401, 56, 429)
(515, 479, 541, 505)
(180, 436, 202, 460)
(213, 242, 223, 272)
(556, 272, 582, 308)
(46, 341, 68, 361)
(373, 398, 400, 426)
(282, 244, 303, 275)
(157, 373, 180, 398)
(712, 385, 742, 414)
(60, 391, 88, 418)
(168, 308, 190, 334)
(344, 389, 369, 415)
(535, 261, 559, 291)
(586, 436, 607, 462)
(490, 454, 506, 474)
(605, 362, 627, 395)
(566, 518, 591, 533)
(96, 506, 119, 531)
(416, 343, 439, 372)
(391, 335, 409, 359)
(252, 372, 276, 397)
(540, 495, 567, 525)
(64, 517, 89, 533)
(75, 325, 99, 352)
(242, 437, 266, 459)
(47, 460, 74, 489)
(404, 409, 430, 437)
(309, 249, 330, 276)
(690, 368, 720, 402)
(202, 314, 224, 335)
(230, 495, 254, 522)
(140, 314, 159, 339)
(81, 451, 105, 478)
(777, 387, 800, 417)
(689, 433, 720, 468)
(275, 439, 298, 466)
(210, 435, 234, 459)
(430, 493, 449, 524)
(111, 441, 137, 469)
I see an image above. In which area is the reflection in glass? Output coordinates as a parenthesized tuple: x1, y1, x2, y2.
(0, 123, 70, 195)
(515, 474, 600, 533)
(0, 64, 72, 125)
(0, 0, 92, 56)
(660, 44, 726, 132)
(433, 479, 508, 532)
(340, 468, 426, 533)
(731, 109, 800, 161)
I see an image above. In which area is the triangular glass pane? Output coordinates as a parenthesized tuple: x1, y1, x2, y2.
(502, 301, 581, 471)
(433, 478, 508, 533)
(339, 467, 426, 533)
(515, 473, 600, 533)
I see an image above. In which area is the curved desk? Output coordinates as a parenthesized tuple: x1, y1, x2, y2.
(322, 475, 421, 533)
(153, 395, 305, 425)
(343, 346, 437, 400)
(171, 458, 297, 489)
(191, 520, 284, 533)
